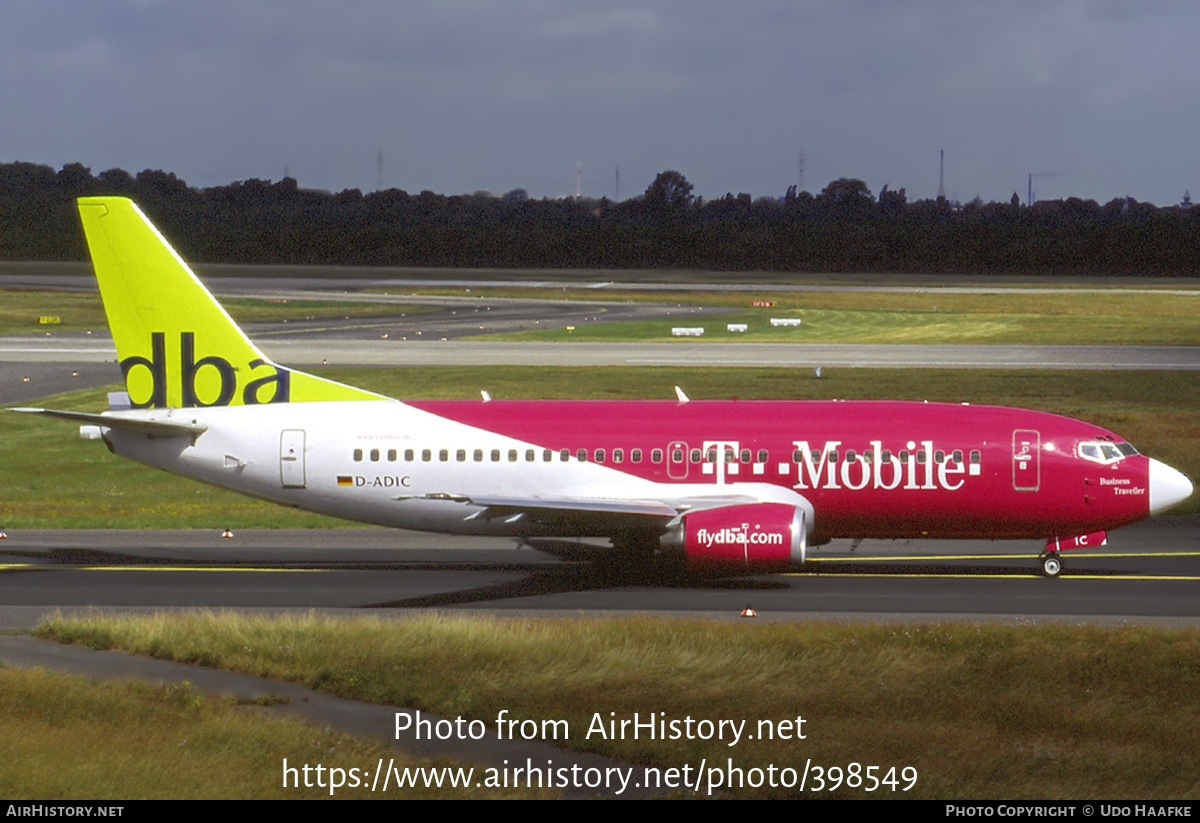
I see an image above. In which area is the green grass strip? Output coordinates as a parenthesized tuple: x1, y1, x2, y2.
(34, 611, 1200, 800)
(0, 664, 546, 799)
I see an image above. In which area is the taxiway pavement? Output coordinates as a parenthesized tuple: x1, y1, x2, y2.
(2, 521, 1198, 630)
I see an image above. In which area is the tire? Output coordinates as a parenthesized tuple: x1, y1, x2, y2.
(1040, 553, 1063, 578)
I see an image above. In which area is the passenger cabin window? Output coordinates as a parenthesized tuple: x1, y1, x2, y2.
(491, 449, 500, 462)
(613, 448, 624, 463)
(560, 448, 570, 461)
(969, 450, 981, 465)
(594, 448, 605, 463)
(353, 449, 363, 462)
(439, 449, 449, 462)
(474, 449, 483, 462)
(422, 449, 431, 462)
(631, 449, 643, 463)
(388, 449, 397, 462)
(577, 448, 588, 462)
(757, 449, 767, 463)
(543, 450, 553, 462)
(741, 448, 751, 463)
(690, 448, 701, 463)
(370, 449, 380, 462)
(651, 449, 663, 463)
(456, 449, 466, 462)
(526, 449, 535, 462)
(508, 449, 518, 462)
(405, 449, 414, 462)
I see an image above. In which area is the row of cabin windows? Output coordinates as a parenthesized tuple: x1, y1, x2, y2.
(354, 447, 657, 464)
(352, 446, 982, 466)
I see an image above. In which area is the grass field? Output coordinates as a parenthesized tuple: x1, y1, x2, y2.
(445, 286, 1200, 345)
(4, 366, 1198, 527)
(0, 290, 428, 335)
(0, 664, 544, 799)
(28, 611, 1200, 800)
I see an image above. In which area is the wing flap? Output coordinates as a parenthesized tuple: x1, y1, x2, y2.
(393, 490, 791, 533)
(466, 495, 680, 518)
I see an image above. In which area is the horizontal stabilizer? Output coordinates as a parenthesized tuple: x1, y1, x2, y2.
(10, 407, 207, 436)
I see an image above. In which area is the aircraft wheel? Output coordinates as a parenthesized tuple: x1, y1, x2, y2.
(1039, 553, 1063, 578)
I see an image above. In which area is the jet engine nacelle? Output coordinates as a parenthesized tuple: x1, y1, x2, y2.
(661, 502, 808, 571)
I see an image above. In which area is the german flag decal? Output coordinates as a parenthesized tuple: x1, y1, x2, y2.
(337, 476, 353, 486)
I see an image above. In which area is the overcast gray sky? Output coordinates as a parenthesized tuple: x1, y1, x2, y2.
(4, 1, 1198, 205)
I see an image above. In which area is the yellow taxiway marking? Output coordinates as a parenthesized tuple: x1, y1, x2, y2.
(90, 566, 321, 572)
(807, 551, 1200, 563)
(789, 572, 1200, 581)
(794, 550, 1200, 580)
(6, 565, 324, 573)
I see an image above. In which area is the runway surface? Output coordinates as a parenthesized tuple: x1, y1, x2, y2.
(2, 520, 1199, 630)
(6, 331, 1200, 408)
(5, 266, 1200, 293)
(9, 333, 1200, 368)
(6, 335, 1199, 406)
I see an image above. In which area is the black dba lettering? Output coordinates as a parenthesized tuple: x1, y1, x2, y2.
(180, 332, 236, 407)
(243, 359, 291, 404)
(121, 333, 291, 408)
(120, 332, 167, 408)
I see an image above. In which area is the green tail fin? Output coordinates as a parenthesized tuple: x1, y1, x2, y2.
(77, 197, 387, 407)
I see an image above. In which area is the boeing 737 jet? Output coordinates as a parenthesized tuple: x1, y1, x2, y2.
(14, 198, 1194, 577)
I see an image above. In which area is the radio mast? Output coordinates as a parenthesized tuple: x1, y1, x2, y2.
(937, 148, 946, 201)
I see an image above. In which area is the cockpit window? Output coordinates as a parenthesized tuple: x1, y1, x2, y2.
(1077, 440, 1138, 465)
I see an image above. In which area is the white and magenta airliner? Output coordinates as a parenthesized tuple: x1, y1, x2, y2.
(16, 198, 1194, 577)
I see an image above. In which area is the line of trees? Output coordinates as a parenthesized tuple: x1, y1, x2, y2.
(2, 161, 1199, 275)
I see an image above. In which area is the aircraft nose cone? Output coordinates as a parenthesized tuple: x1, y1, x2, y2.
(1148, 458, 1193, 515)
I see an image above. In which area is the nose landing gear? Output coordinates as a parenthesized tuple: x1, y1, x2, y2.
(1039, 531, 1105, 578)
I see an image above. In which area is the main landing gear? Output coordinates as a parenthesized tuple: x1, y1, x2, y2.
(1038, 552, 1063, 578)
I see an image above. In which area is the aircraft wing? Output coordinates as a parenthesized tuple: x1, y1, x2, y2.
(404, 488, 802, 532)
